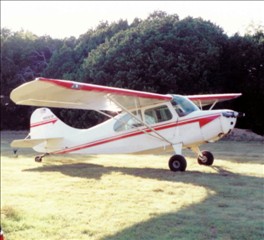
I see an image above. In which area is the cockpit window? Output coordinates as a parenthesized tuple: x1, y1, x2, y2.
(171, 95, 199, 117)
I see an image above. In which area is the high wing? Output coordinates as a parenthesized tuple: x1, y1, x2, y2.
(10, 78, 172, 111)
(187, 93, 242, 108)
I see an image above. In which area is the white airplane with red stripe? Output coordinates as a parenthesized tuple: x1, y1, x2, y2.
(10, 77, 243, 172)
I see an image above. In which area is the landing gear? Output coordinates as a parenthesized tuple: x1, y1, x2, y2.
(35, 156, 43, 162)
(191, 146, 214, 166)
(168, 155, 187, 172)
(197, 150, 214, 166)
(168, 146, 215, 172)
(34, 153, 49, 163)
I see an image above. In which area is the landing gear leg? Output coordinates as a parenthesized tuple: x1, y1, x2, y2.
(191, 146, 214, 166)
(35, 153, 49, 163)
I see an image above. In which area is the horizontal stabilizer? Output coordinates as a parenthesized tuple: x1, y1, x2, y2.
(11, 137, 63, 149)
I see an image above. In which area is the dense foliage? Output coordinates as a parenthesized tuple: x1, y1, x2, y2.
(1, 12, 264, 134)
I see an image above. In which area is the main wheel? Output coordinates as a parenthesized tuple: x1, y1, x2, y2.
(198, 151, 214, 166)
(168, 155, 187, 172)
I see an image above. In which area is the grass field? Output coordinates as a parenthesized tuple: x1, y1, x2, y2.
(1, 131, 264, 240)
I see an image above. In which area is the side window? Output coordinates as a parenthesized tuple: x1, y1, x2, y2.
(114, 111, 142, 132)
(144, 105, 172, 124)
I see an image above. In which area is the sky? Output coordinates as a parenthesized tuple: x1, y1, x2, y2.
(1, 1, 264, 39)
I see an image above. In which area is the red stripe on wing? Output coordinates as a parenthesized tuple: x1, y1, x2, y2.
(38, 77, 172, 101)
(187, 93, 242, 102)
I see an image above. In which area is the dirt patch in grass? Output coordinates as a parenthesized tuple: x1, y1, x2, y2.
(223, 128, 264, 142)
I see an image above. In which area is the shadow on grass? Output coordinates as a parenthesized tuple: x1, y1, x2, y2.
(24, 162, 263, 239)
(196, 141, 264, 164)
(25, 163, 110, 179)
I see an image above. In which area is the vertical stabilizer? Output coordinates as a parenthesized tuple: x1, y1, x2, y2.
(10, 108, 78, 153)
(29, 108, 75, 139)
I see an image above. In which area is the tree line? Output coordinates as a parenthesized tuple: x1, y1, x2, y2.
(1, 11, 264, 135)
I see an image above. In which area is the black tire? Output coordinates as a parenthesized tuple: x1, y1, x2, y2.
(168, 155, 187, 172)
(198, 151, 214, 166)
(35, 156, 42, 162)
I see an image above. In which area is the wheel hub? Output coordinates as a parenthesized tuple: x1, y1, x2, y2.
(199, 155, 207, 163)
(172, 160, 180, 169)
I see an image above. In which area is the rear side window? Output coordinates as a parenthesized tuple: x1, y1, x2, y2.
(114, 111, 142, 132)
(144, 105, 172, 124)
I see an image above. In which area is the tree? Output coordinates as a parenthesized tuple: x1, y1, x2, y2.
(0, 29, 62, 129)
(81, 15, 227, 95)
(1, 13, 263, 134)
(221, 32, 264, 134)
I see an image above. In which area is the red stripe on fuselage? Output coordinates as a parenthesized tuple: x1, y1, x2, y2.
(198, 115, 220, 127)
(31, 118, 58, 128)
(53, 114, 221, 154)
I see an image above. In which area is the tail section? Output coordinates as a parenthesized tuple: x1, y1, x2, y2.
(11, 108, 77, 153)
(30, 108, 72, 139)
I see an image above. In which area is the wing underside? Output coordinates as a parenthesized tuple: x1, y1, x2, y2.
(10, 78, 172, 111)
(187, 93, 242, 107)
(10, 77, 241, 111)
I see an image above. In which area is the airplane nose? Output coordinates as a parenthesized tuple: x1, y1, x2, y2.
(220, 110, 240, 135)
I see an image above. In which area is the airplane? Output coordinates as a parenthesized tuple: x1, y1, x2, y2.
(10, 77, 243, 172)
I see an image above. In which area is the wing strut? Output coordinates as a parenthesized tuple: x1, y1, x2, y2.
(198, 100, 203, 110)
(107, 95, 173, 145)
(209, 100, 218, 110)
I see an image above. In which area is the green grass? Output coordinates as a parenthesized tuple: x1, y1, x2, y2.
(1, 131, 264, 240)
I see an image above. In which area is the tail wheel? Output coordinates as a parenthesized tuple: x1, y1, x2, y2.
(198, 151, 214, 166)
(34, 153, 49, 163)
(35, 156, 42, 162)
(169, 155, 187, 172)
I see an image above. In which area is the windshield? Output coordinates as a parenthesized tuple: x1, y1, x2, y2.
(171, 95, 199, 117)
